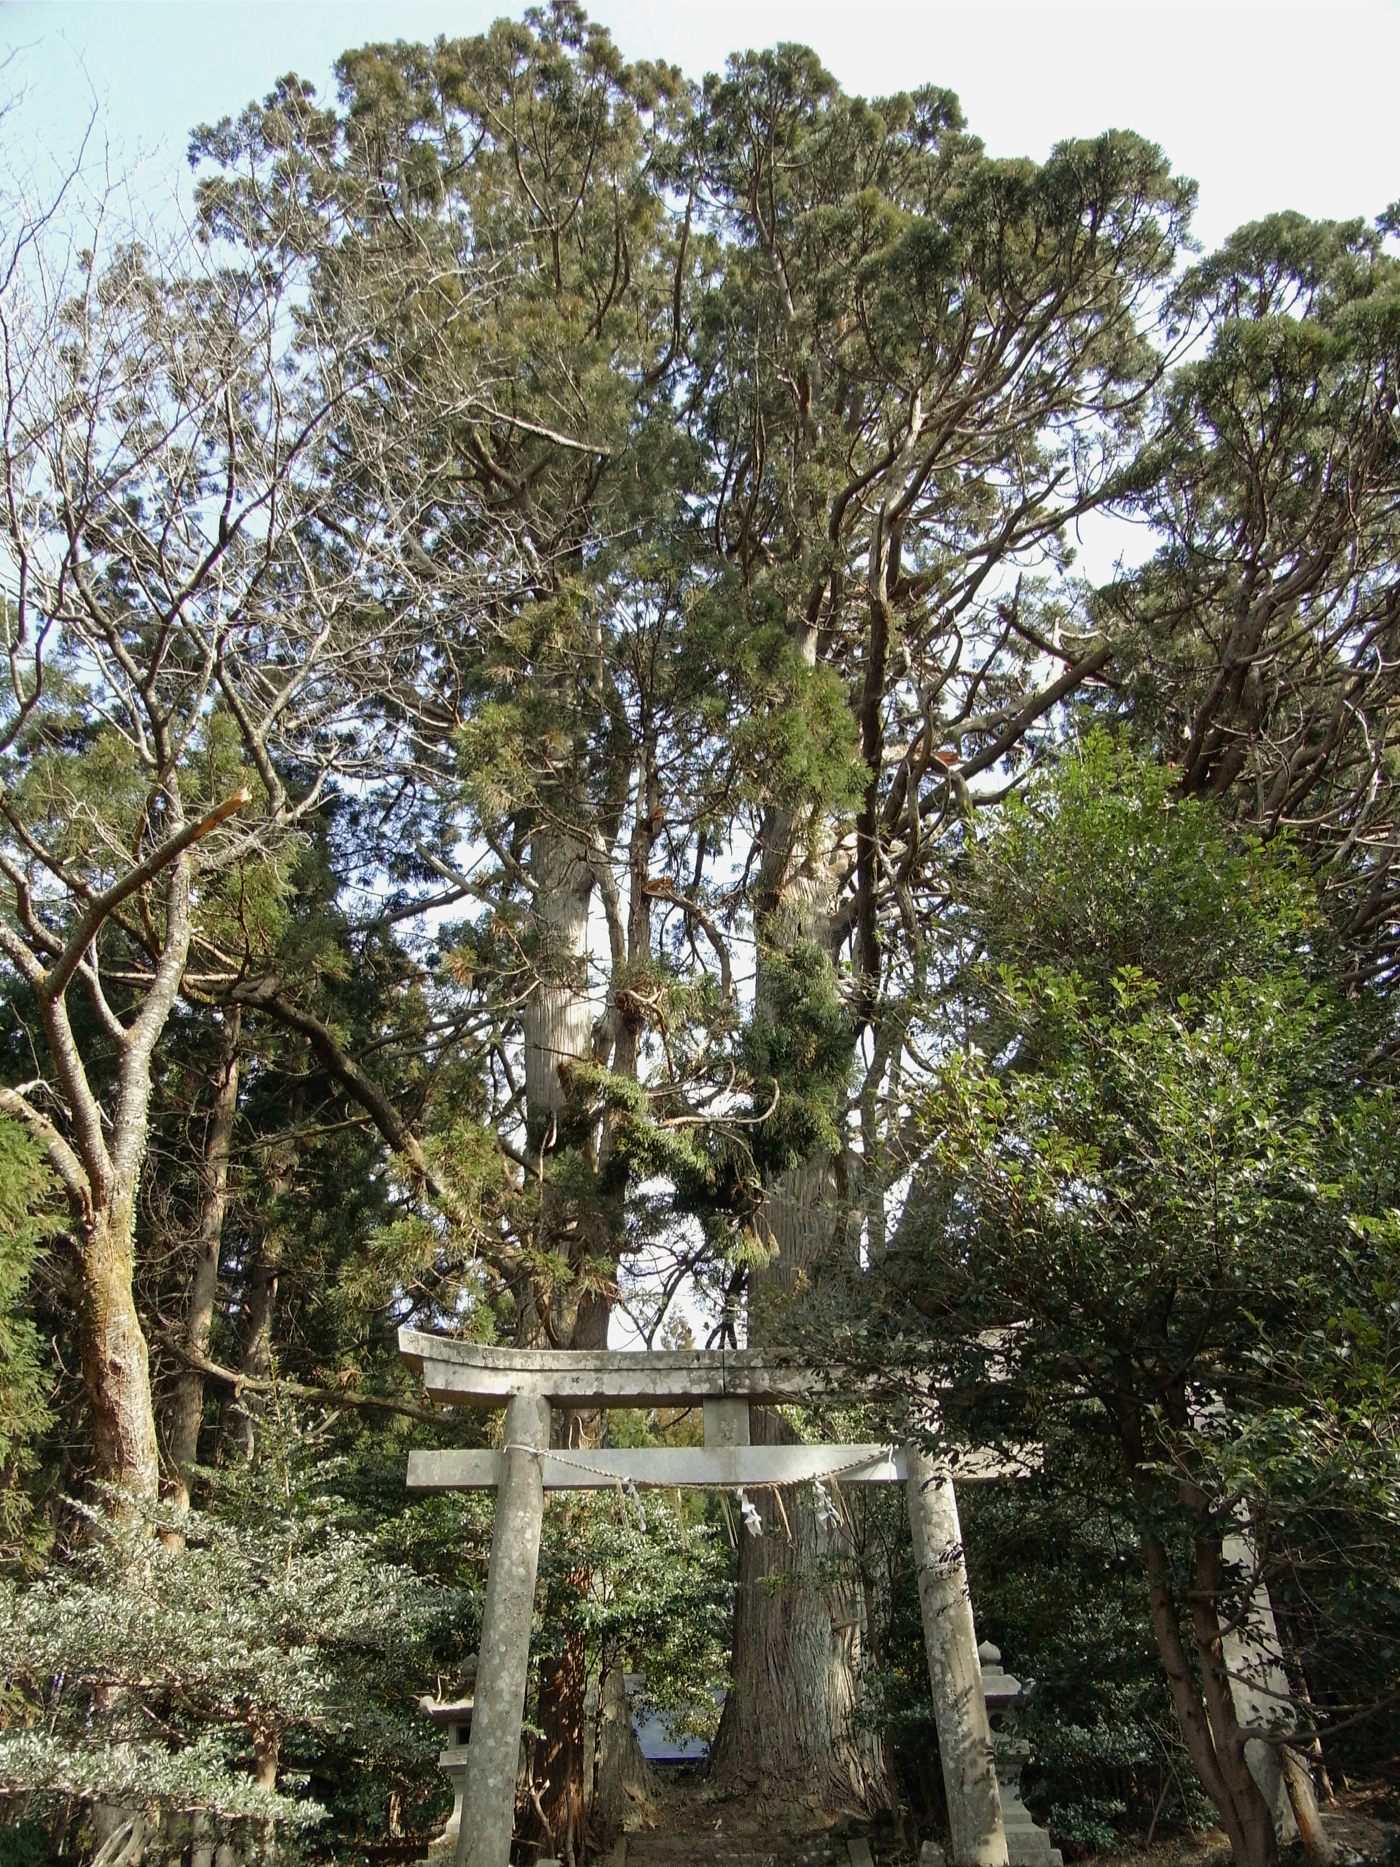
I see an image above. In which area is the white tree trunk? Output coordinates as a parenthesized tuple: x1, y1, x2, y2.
(522, 823, 595, 1143)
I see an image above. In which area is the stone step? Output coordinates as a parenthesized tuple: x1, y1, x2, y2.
(623, 1839, 840, 1867)
(626, 1855, 832, 1867)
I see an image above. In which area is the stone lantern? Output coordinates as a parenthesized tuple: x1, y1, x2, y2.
(416, 1681, 476, 1863)
(978, 1641, 1063, 1867)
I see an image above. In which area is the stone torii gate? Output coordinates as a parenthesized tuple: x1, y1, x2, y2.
(399, 1329, 1011, 1867)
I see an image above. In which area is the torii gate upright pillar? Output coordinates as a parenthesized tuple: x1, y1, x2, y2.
(456, 1390, 550, 1867)
(907, 1446, 1009, 1867)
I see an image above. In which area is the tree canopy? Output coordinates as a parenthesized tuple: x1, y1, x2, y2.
(1, 11, 1397, 1866)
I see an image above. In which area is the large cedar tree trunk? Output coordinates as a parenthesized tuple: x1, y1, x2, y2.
(710, 1392, 890, 1813)
(710, 823, 893, 1815)
(516, 820, 628, 1857)
(521, 825, 595, 1178)
(592, 1662, 654, 1843)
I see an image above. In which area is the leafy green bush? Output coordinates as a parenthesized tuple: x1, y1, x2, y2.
(0, 1455, 476, 1862)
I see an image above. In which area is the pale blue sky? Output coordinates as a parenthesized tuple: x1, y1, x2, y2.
(4, 0, 1398, 253)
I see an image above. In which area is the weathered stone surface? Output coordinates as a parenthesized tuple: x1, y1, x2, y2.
(456, 1391, 549, 1867)
(625, 1831, 840, 1866)
(408, 1433, 1016, 1492)
(408, 1443, 910, 1491)
(978, 1641, 1063, 1867)
(996, 1778, 1063, 1865)
(703, 1397, 751, 1446)
(416, 1693, 474, 1855)
(906, 1449, 1009, 1867)
(399, 1329, 832, 1406)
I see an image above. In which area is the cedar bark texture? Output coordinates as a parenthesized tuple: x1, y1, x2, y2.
(710, 822, 894, 1814)
(709, 1396, 892, 1814)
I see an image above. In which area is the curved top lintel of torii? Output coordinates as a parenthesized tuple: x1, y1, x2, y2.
(397, 1326, 861, 1409)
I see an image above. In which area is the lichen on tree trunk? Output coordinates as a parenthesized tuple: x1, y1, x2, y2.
(80, 1191, 161, 1521)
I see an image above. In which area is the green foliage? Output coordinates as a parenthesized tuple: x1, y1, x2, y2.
(0, 1459, 475, 1861)
(545, 1496, 732, 1731)
(0, 1120, 58, 1559)
(0, 1820, 48, 1867)
(9, 6, 1400, 1853)
(530, 1444, 733, 1745)
(724, 642, 866, 817)
(846, 738, 1400, 1833)
(904, 739, 1390, 1471)
(743, 937, 852, 1174)
(1103, 211, 1400, 981)
(961, 1484, 1215, 1846)
(961, 730, 1315, 1006)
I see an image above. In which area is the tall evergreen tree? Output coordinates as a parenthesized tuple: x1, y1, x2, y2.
(680, 47, 1193, 1806)
(1105, 212, 1400, 982)
(7, 14, 1398, 1861)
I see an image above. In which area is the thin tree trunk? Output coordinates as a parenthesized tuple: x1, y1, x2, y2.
(1187, 1528, 1281, 1867)
(519, 1293, 642, 1858)
(1124, 1406, 1281, 1867)
(1281, 1746, 1335, 1865)
(253, 1727, 279, 1792)
(162, 1014, 241, 1525)
(251, 1727, 279, 1863)
(227, 1227, 281, 1461)
(1139, 1524, 1265, 1867)
(64, 847, 197, 1525)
